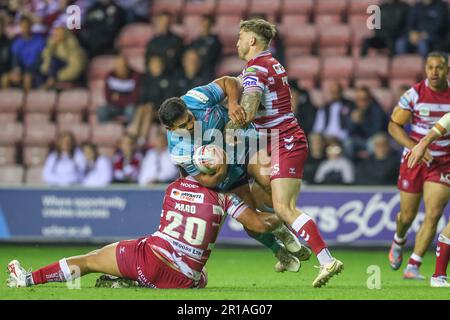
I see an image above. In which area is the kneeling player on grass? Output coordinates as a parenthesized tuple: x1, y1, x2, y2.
(407, 112, 450, 288)
(7, 174, 285, 289)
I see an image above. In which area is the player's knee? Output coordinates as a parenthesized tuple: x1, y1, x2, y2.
(399, 210, 417, 225)
(272, 202, 292, 222)
(423, 209, 443, 226)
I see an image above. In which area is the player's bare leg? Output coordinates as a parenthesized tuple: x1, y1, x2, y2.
(271, 178, 343, 287)
(431, 222, 450, 287)
(7, 243, 123, 288)
(389, 191, 422, 270)
(404, 182, 450, 280)
(231, 183, 302, 272)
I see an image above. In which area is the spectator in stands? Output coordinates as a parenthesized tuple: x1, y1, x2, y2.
(9, 15, 45, 91)
(42, 131, 86, 186)
(138, 127, 178, 185)
(396, 0, 448, 57)
(361, 0, 410, 56)
(112, 134, 142, 183)
(249, 13, 285, 66)
(311, 81, 354, 142)
(145, 11, 184, 74)
(79, 0, 126, 57)
(40, 25, 87, 89)
(115, 0, 149, 23)
(290, 80, 317, 135)
(355, 133, 400, 185)
(175, 48, 209, 95)
(303, 133, 326, 184)
(97, 54, 141, 125)
(188, 14, 222, 79)
(0, 16, 11, 88)
(344, 86, 388, 158)
(314, 139, 355, 185)
(129, 55, 177, 146)
(81, 142, 113, 187)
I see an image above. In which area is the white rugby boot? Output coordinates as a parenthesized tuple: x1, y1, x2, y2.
(312, 258, 344, 288)
(6, 260, 28, 288)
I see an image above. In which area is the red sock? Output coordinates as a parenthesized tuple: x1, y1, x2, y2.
(31, 259, 70, 285)
(291, 214, 327, 255)
(407, 254, 422, 268)
(433, 234, 450, 278)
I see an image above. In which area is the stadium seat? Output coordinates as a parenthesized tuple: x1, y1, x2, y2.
(321, 56, 355, 87)
(213, 21, 240, 55)
(372, 88, 395, 113)
(287, 56, 320, 89)
(281, 0, 314, 16)
(152, 0, 184, 16)
(0, 113, 17, 123)
(315, 0, 348, 15)
(0, 89, 23, 113)
(124, 49, 146, 73)
(56, 112, 83, 126)
(24, 122, 56, 146)
(25, 165, 44, 185)
(348, 0, 377, 14)
(351, 24, 374, 55)
(0, 165, 24, 185)
(391, 54, 424, 80)
(355, 55, 390, 85)
(0, 123, 23, 145)
(344, 88, 356, 101)
(23, 146, 48, 166)
(24, 90, 57, 113)
(248, 0, 280, 19)
(216, 56, 245, 77)
(315, 14, 342, 25)
(348, 14, 369, 28)
(389, 79, 415, 95)
(216, 0, 249, 15)
(183, 0, 216, 15)
(318, 24, 351, 56)
(172, 24, 187, 42)
(89, 55, 117, 81)
(281, 24, 317, 55)
(0, 146, 16, 165)
(353, 78, 382, 88)
(91, 123, 124, 147)
(24, 113, 50, 125)
(115, 23, 153, 50)
(58, 123, 91, 143)
(280, 14, 310, 28)
(57, 88, 89, 113)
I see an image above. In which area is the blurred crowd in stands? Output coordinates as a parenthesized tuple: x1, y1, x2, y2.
(0, 0, 449, 186)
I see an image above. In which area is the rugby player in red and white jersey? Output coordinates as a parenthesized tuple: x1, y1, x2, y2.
(408, 112, 450, 287)
(225, 19, 343, 287)
(6, 175, 283, 289)
(388, 52, 450, 280)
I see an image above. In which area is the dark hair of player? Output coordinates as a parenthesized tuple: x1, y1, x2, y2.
(158, 97, 187, 127)
(239, 18, 277, 48)
(427, 51, 449, 67)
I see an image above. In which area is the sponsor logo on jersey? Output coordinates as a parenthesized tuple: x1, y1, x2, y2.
(170, 188, 205, 203)
(242, 75, 259, 88)
(419, 105, 430, 117)
(272, 63, 285, 75)
(180, 182, 199, 189)
(245, 67, 257, 74)
(185, 89, 209, 103)
(271, 164, 280, 176)
(175, 202, 197, 214)
(440, 173, 450, 185)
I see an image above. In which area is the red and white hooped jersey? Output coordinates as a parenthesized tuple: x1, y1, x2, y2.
(397, 79, 450, 158)
(150, 177, 248, 281)
(240, 50, 297, 129)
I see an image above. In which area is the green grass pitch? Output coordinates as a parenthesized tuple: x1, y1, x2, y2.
(0, 245, 449, 300)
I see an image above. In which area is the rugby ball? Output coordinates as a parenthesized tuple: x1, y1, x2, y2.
(193, 145, 224, 174)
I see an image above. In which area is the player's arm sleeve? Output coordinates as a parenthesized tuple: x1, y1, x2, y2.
(397, 87, 417, 113)
(183, 82, 225, 109)
(223, 193, 249, 220)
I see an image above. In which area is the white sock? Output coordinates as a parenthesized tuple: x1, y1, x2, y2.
(410, 253, 423, 263)
(394, 233, 406, 244)
(59, 258, 73, 281)
(317, 248, 333, 265)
